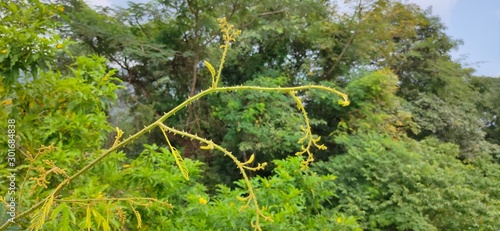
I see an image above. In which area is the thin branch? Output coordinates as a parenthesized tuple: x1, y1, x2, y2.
(134, 15, 151, 40)
(324, 31, 356, 78)
(227, 0, 239, 22)
(241, 10, 286, 28)
(323, 0, 364, 79)
(259, 10, 286, 16)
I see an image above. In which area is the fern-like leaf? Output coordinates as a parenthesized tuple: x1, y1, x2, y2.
(29, 193, 55, 230)
(204, 60, 216, 86)
(171, 147, 189, 181)
(204, 60, 216, 78)
(86, 204, 91, 231)
(128, 201, 142, 229)
(159, 125, 190, 181)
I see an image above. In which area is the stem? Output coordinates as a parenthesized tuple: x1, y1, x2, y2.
(213, 43, 229, 88)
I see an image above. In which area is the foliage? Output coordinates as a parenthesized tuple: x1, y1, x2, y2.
(408, 92, 486, 158)
(2, 0, 500, 230)
(0, 46, 122, 231)
(0, 0, 69, 85)
(83, 146, 362, 230)
(209, 76, 304, 181)
(314, 132, 500, 230)
(470, 76, 500, 146)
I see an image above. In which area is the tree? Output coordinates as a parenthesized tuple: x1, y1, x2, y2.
(0, 0, 68, 85)
(314, 132, 500, 230)
(471, 76, 500, 146)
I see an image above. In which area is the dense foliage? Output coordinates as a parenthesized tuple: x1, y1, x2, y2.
(1, 0, 499, 230)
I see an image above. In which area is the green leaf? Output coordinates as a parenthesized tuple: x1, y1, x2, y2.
(171, 147, 189, 181)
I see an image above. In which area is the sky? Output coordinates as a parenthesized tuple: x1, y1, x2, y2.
(85, 0, 499, 77)
(410, 0, 500, 77)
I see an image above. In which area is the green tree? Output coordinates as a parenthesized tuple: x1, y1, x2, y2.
(314, 132, 500, 230)
(0, 0, 68, 84)
(471, 76, 500, 146)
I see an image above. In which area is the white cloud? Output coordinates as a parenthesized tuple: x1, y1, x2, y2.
(407, 0, 458, 24)
(84, 0, 112, 7)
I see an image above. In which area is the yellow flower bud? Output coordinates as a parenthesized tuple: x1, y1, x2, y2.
(2, 99, 12, 105)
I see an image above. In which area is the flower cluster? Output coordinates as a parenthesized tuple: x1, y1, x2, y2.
(217, 17, 241, 49)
